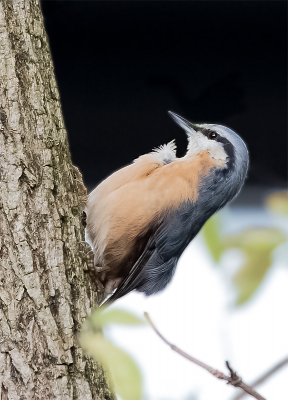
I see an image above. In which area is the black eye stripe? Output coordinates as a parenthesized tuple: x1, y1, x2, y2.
(216, 136, 235, 170)
(201, 128, 218, 140)
(199, 127, 236, 170)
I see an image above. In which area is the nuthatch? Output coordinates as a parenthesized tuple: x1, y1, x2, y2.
(87, 112, 249, 306)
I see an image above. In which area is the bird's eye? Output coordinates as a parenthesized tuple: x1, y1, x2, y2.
(208, 131, 218, 140)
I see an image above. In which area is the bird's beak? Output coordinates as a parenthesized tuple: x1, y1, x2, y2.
(168, 111, 200, 134)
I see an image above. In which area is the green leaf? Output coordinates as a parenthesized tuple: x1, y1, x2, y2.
(108, 343, 142, 400)
(202, 214, 224, 263)
(265, 191, 288, 215)
(223, 228, 286, 305)
(224, 227, 286, 251)
(233, 249, 273, 305)
(80, 308, 144, 398)
(80, 331, 142, 400)
(88, 308, 145, 330)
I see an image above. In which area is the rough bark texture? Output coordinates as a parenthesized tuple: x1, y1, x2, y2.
(0, 1, 114, 399)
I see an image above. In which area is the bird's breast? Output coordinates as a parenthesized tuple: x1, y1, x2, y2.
(87, 150, 222, 280)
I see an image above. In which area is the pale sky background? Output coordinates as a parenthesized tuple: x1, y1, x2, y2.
(104, 206, 288, 400)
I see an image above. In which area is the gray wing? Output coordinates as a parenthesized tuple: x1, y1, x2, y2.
(100, 201, 202, 307)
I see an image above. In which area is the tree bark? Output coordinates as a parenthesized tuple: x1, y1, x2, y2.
(0, 1, 114, 399)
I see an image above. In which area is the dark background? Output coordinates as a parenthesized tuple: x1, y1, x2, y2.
(41, 1, 287, 193)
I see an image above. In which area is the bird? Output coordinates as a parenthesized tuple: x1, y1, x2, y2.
(86, 112, 249, 307)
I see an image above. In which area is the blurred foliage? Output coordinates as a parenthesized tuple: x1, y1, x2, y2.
(203, 191, 287, 305)
(81, 308, 145, 400)
(225, 228, 286, 305)
(88, 308, 144, 329)
(265, 191, 288, 215)
(202, 213, 224, 263)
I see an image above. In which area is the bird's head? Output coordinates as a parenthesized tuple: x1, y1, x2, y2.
(169, 111, 249, 202)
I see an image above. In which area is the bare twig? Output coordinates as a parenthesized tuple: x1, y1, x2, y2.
(144, 312, 266, 400)
(233, 356, 288, 400)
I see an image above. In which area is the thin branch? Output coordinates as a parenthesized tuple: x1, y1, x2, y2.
(144, 312, 266, 400)
(232, 356, 288, 400)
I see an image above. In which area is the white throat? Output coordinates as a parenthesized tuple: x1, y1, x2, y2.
(187, 131, 227, 162)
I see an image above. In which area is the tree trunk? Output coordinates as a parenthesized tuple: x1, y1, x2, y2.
(0, 1, 114, 399)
